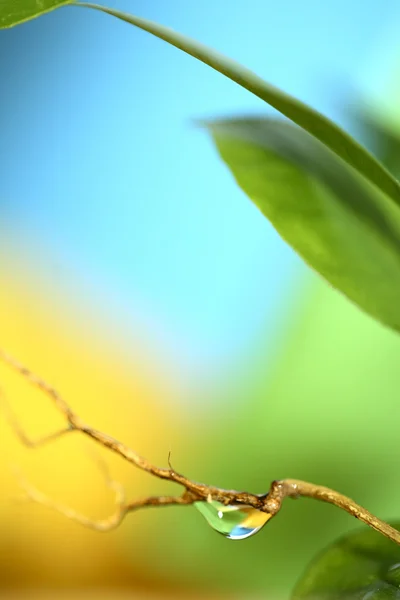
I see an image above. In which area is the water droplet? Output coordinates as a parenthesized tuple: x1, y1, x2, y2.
(195, 499, 272, 540)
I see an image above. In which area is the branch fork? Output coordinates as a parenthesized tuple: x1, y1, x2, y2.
(1, 348, 399, 544)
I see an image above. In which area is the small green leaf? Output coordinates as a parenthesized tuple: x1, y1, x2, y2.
(77, 2, 400, 210)
(0, 0, 72, 28)
(292, 522, 400, 599)
(205, 117, 400, 333)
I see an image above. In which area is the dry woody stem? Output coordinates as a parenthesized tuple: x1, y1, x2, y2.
(1, 347, 399, 544)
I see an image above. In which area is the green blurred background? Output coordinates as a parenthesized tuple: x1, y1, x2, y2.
(1, 0, 400, 599)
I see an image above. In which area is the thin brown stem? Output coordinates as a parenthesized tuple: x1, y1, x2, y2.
(11, 464, 197, 532)
(1, 347, 399, 545)
(0, 348, 262, 507)
(266, 479, 400, 545)
(0, 388, 73, 447)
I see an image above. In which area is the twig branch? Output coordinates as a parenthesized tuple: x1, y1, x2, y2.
(0, 390, 73, 447)
(10, 461, 195, 532)
(1, 347, 400, 544)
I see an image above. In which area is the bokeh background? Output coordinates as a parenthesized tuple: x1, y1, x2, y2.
(1, 0, 400, 598)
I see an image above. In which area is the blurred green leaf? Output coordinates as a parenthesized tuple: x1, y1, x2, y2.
(0, 0, 71, 28)
(293, 522, 400, 599)
(78, 2, 400, 210)
(358, 111, 400, 179)
(205, 117, 400, 333)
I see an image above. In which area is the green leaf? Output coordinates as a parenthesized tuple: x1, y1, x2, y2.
(205, 117, 400, 333)
(357, 111, 400, 179)
(0, 0, 72, 28)
(292, 522, 400, 599)
(76, 2, 400, 210)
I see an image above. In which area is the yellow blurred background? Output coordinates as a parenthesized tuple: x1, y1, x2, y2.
(0, 249, 196, 597)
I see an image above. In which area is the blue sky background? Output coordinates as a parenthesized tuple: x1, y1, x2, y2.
(1, 0, 399, 375)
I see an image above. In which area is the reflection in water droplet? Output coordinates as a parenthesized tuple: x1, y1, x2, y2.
(195, 499, 272, 540)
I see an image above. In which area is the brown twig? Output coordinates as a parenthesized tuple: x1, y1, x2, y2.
(1, 347, 400, 544)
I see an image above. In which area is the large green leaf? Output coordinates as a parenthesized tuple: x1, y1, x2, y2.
(0, 0, 72, 27)
(293, 522, 400, 599)
(76, 2, 400, 211)
(357, 111, 400, 179)
(4, 1, 400, 211)
(205, 117, 400, 333)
